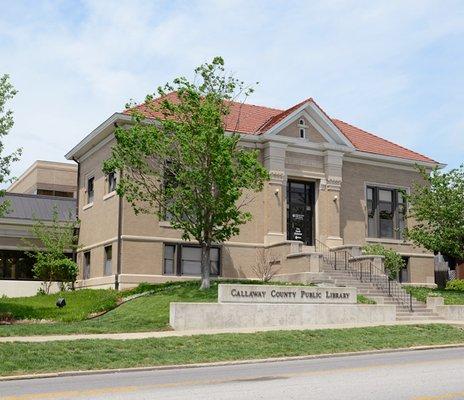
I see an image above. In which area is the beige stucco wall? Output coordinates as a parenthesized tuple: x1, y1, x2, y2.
(74, 125, 435, 286)
(340, 160, 434, 283)
(278, 116, 326, 143)
(77, 138, 120, 280)
(8, 161, 77, 196)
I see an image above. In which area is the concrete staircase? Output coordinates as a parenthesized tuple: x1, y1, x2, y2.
(321, 262, 443, 321)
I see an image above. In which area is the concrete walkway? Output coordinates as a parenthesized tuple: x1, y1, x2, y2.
(1, 320, 463, 343)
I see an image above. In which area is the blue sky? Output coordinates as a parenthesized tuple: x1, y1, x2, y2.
(0, 0, 463, 178)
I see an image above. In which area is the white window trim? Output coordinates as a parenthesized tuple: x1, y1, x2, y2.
(103, 191, 117, 201)
(84, 171, 96, 205)
(82, 202, 93, 211)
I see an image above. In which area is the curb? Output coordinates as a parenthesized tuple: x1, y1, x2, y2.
(1, 342, 464, 382)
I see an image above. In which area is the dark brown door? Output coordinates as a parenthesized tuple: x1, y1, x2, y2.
(287, 181, 315, 245)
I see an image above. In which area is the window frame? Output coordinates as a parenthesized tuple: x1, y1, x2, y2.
(163, 243, 221, 277)
(297, 119, 307, 139)
(366, 185, 408, 240)
(83, 251, 91, 280)
(103, 245, 112, 276)
(86, 176, 95, 204)
(106, 172, 117, 194)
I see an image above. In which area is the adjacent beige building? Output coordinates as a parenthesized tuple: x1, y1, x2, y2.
(7, 160, 77, 198)
(65, 96, 441, 289)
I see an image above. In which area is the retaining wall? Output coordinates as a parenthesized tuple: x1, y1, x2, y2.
(169, 302, 396, 331)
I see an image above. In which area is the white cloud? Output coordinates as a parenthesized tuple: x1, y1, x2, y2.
(0, 0, 463, 180)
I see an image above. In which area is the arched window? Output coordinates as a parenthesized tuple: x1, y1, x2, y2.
(299, 119, 304, 125)
(299, 128, 306, 138)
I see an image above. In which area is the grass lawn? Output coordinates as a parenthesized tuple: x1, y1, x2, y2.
(0, 281, 376, 337)
(1, 324, 463, 376)
(0, 289, 121, 322)
(405, 286, 464, 305)
(0, 280, 310, 337)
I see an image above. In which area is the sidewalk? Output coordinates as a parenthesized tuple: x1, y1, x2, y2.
(1, 320, 463, 343)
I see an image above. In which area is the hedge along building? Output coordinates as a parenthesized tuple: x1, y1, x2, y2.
(65, 95, 442, 289)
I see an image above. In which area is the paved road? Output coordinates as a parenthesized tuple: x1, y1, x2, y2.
(1, 348, 464, 400)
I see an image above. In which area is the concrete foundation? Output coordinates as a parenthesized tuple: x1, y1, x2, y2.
(434, 305, 464, 320)
(0, 280, 61, 298)
(169, 302, 396, 331)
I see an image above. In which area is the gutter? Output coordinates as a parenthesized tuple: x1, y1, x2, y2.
(72, 157, 80, 265)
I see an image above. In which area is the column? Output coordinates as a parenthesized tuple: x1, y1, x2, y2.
(318, 150, 344, 247)
(263, 141, 287, 245)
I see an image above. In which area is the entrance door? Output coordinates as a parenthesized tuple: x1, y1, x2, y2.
(287, 181, 315, 245)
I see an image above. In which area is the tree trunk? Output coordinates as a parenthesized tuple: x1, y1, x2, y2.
(200, 243, 211, 290)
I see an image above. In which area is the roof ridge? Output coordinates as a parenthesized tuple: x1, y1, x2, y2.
(256, 97, 313, 133)
(332, 118, 436, 163)
(228, 100, 283, 112)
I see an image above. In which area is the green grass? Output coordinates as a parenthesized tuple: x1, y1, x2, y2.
(357, 294, 376, 304)
(0, 280, 289, 337)
(1, 324, 463, 376)
(405, 286, 464, 305)
(0, 289, 121, 322)
(0, 280, 375, 337)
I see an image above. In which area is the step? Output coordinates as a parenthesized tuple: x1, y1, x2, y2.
(396, 315, 444, 321)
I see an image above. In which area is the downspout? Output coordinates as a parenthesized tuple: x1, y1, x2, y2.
(115, 121, 123, 291)
(71, 157, 80, 290)
(72, 157, 80, 263)
(115, 184, 123, 291)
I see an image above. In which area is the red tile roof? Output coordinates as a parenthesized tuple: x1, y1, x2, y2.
(127, 94, 436, 163)
(332, 119, 435, 163)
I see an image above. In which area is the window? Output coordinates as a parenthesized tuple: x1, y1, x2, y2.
(83, 251, 91, 280)
(297, 119, 306, 138)
(87, 177, 95, 204)
(107, 172, 117, 193)
(104, 246, 112, 276)
(163, 244, 220, 276)
(162, 161, 179, 221)
(37, 189, 53, 196)
(366, 186, 407, 239)
(37, 189, 74, 198)
(164, 245, 175, 275)
(0, 250, 35, 280)
(398, 257, 409, 283)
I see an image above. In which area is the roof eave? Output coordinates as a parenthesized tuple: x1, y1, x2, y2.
(65, 113, 133, 161)
(349, 150, 444, 169)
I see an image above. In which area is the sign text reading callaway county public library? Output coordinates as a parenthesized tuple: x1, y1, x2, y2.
(218, 284, 357, 304)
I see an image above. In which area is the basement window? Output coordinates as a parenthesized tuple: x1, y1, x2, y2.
(163, 244, 220, 276)
(83, 251, 91, 280)
(104, 245, 112, 276)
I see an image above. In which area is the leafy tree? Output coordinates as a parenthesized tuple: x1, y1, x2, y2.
(363, 243, 405, 279)
(405, 165, 464, 262)
(104, 57, 269, 289)
(0, 74, 22, 216)
(25, 207, 80, 293)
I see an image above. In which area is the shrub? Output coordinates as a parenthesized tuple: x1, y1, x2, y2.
(363, 244, 405, 279)
(33, 257, 79, 294)
(250, 249, 281, 282)
(445, 279, 464, 292)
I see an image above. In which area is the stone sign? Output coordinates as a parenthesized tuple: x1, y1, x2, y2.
(218, 284, 357, 305)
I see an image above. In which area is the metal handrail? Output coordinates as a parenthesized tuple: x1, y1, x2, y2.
(315, 239, 413, 311)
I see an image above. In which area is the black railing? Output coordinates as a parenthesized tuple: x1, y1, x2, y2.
(315, 239, 413, 311)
